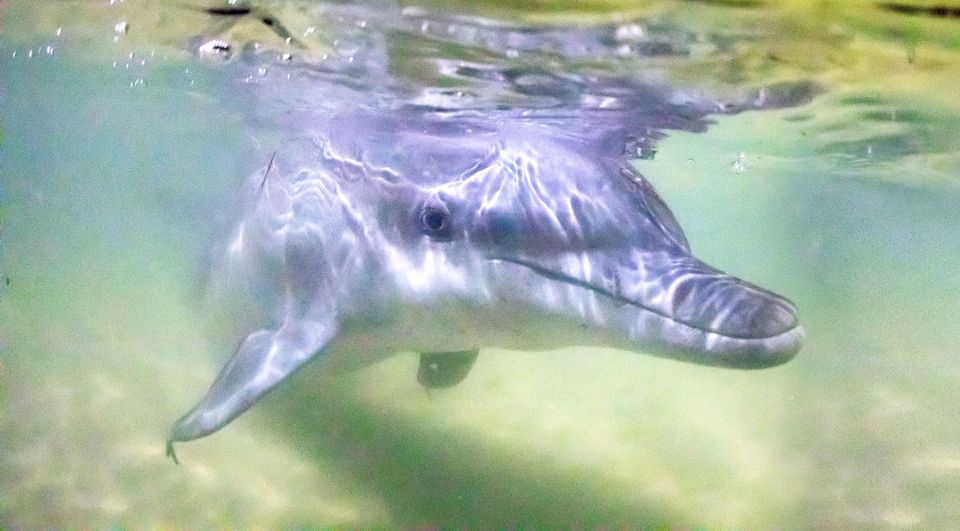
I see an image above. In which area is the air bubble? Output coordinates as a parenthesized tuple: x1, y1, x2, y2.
(198, 39, 232, 58)
(733, 152, 746, 172)
(615, 23, 645, 42)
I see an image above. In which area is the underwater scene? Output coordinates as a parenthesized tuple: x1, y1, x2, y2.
(2, 0, 960, 527)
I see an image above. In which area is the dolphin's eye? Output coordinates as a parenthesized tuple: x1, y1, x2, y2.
(420, 205, 453, 241)
(422, 207, 447, 231)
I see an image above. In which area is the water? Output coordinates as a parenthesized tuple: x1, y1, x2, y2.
(2, 0, 960, 527)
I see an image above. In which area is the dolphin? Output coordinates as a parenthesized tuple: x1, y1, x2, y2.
(166, 6, 807, 462)
(166, 102, 803, 461)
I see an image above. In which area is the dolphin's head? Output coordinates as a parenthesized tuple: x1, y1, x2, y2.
(292, 110, 803, 369)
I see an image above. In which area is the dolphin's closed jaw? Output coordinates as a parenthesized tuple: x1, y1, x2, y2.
(496, 251, 802, 368)
(685, 278, 803, 368)
(737, 293, 800, 340)
(648, 257, 802, 367)
(632, 277, 803, 369)
(585, 250, 802, 368)
(668, 273, 799, 340)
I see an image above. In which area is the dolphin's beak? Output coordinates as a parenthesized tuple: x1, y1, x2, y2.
(496, 249, 803, 368)
(626, 253, 803, 368)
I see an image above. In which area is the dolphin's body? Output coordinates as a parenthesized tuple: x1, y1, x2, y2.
(167, 4, 805, 459)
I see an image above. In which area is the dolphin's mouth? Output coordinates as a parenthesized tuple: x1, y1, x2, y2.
(492, 254, 803, 367)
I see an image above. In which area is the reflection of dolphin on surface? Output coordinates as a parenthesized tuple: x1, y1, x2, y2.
(166, 6, 808, 462)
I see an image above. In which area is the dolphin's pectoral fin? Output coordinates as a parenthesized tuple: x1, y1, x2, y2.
(166, 320, 335, 463)
(417, 349, 480, 389)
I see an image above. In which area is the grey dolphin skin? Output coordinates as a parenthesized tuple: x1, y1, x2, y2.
(167, 6, 807, 462)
